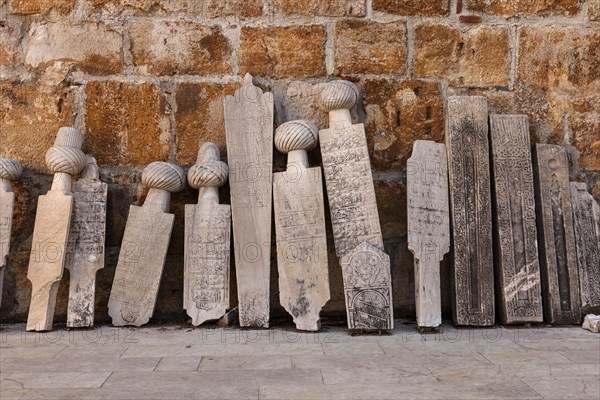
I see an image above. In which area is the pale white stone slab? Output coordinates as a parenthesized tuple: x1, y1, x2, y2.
(0, 158, 20, 309)
(582, 314, 600, 333)
(273, 120, 330, 332)
(26, 127, 86, 331)
(108, 162, 185, 327)
(407, 140, 449, 329)
(65, 157, 107, 328)
(224, 73, 274, 328)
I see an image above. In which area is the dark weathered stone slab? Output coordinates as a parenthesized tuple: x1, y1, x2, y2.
(340, 242, 393, 330)
(489, 115, 543, 324)
(273, 120, 330, 332)
(407, 140, 449, 329)
(108, 162, 185, 327)
(445, 96, 494, 326)
(65, 157, 107, 328)
(533, 144, 581, 324)
(570, 182, 600, 315)
(224, 73, 274, 328)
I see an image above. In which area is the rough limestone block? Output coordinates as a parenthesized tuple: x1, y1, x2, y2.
(65, 156, 107, 328)
(26, 127, 86, 331)
(533, 144, 581, 325)
(489, 114, 543, 324)
(108, 162, 185, 327)
(273, 120, 330, 332)
(446, 96, 495, 326)
(582, 314, 600, 333)
(184, 142, 231, 326)
(407, 140, 449, 329)
(224, 74, 274, 328)
(570, 182, 600, 315)
(0, 159, 22, 310)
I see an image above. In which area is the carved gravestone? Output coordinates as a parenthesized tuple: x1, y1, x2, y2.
(224, 73, 274, 328)
(0, 159, 22, 310)
(65, 156, 107, 328)
(570, 182, 600, 315)
(445, 96, 495, 326)
(108, 162, 185, 327)
(407, 140, 449, 330)
(533, 144, 581, 324)
(27, 127, 86, 331)
(273, 120, 330, 331)
(318, 80, 393, 331)
(340, 242, 393, 330)
(489, 115, 543, 324)
(184, 142, 231, 326)
(318, 80, 383, 257)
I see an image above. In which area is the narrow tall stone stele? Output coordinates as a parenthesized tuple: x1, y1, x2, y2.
(273, 120, 330, 332)
(407, 140, 449, 330)
(184, 142, 231, 326)
(26, 127, 86, 331)
(224, 73, 274, 328)
(108, 161, 185, 327)
(570, 182, 599, 315)
(533, 144, 581, 324)
(65, 156, 107, 328)
(0, 158, 22, 310)
(489, 115, 543, 324)
(446, 96, 495, 326)
(318, 80, 393, 331)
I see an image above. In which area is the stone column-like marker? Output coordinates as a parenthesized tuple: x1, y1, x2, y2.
(109, 162, 185, 327)
(185, 142, 231, 326)
(273, 120, 330, 331)
(0, 158, 22, 310)
(26, 127, 86, 331)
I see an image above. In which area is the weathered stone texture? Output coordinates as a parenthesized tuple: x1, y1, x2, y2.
(175, 83, 237, 165)
(84, 81, 170, 166)
(334, 21, 407, 75)
(0, 21, 22, 67)
(25, 22, 121, 75)
(590, 0, 600, 20)
(239, 26, 326, 78)
(414, 24, 510, 87)
(273, 0, 366, 17)
(467, 0, 579, 16)
(10, 0, 76, 15)
(86, 0, 263, 18)
(364, 79, 444, 171)
(129, 21, 231, 76)
(373, 0, 449, 16)
(374, 179, 407, 239)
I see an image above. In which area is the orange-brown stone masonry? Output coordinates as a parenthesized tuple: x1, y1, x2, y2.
(373, 0, 449, 16)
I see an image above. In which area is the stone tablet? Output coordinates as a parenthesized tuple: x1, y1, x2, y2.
(273, 120, 330, 332)
(407, 140, 449, 329)
(340, 242, 393, 330)
(65, 156, 107, 328)
(185, 142, 231, 326)
(224, 73, 274, 328)
(318, 81, 383, 257)
(0, 159, 22, 310)
(489, 115, 543, 324)
(445, 96, 494, 326)
(26, 127, 86, 331)
(533, 144, 581, 324)
(570, 182, 600, 315)
(108, 162, 185, 327)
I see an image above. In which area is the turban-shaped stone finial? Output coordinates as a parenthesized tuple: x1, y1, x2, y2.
(187, 142, 228, 189)
(45, 127, 86, 175)
(141, 162, 186, 193)
(0, 158, 23, 181)
(318, 80, 359, 112)
(275, 120, 319, 154)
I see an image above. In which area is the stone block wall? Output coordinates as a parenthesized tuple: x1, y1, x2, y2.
(1, 0, 598, 323)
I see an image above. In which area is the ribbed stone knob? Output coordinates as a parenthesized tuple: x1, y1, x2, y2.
(188, 142, 228, 189)
(318, 80, 359, 112)
(142, 162, 186, 192)
(275, 120, 318, 154)
(45, 127, 86, 175)
(0, 158, 23, 181)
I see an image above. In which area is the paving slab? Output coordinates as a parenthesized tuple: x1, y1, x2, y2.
(155, 356, 201, 371)
(4, 372, 111, 389)
(199, 355, 292, 370)
(0, 356, 160, 372)
(523, 377, 600, 400)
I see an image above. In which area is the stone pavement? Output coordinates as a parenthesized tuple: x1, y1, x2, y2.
(0, 321, 598, 400)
